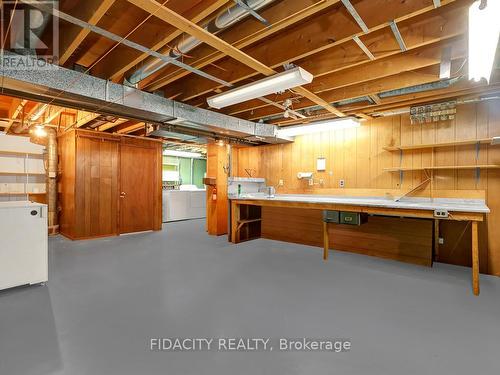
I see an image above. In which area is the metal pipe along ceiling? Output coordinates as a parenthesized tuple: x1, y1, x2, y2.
(126, 0, 276, 86)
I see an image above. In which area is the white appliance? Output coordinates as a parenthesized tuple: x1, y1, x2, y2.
(0, 201, 48, 291)
(163, 189, 206, 222)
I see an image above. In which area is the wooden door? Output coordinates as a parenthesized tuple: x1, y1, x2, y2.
(74, 135, 120, 239)
(119, 144, 158, 234)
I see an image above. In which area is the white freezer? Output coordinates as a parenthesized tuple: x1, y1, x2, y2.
(0, 201, 48, 291)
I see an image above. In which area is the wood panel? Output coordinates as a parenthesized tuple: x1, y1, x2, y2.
(206, 143, 229, 235)
(234, 99, 500, 275)
(58, 130, 162, 240)
(74, 135, 119, 238)
(261, 207, 433, 266)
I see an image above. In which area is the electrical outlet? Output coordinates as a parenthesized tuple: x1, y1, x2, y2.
(339, 179, 345, 188)
(308, 178, 314, 186)
(438, 237, 444, 245)
(434, 209, 449, 218)
(278, 179, 284, 186)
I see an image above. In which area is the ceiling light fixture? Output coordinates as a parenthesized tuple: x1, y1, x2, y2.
(163, 150, 203, 158)
(276, 118, 360, 137)
(33, 125, 47, 137)
(468, 0, 500, 83)
(207, 67, 313, 109)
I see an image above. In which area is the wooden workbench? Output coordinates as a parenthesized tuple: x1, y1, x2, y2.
(230, 197, 487, 296)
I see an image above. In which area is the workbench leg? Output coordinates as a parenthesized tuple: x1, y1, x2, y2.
(434, 219, 440, 262)
(230, 202, 239, 244)
(471, 220, 480, 296)
(323, 222, 329, 261)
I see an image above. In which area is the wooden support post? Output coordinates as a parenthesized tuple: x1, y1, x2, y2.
(471, 220, 479, 296)
(230, 202, 239, 244)
(323, 222, 329, 260)
(434, 219, 439, 261)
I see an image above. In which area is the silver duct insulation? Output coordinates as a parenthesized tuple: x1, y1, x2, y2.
(0, 51, 288, 144)
(126, 0, 275, 85)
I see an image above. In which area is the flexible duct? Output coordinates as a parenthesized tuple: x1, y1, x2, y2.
(126, 0, 276, 86)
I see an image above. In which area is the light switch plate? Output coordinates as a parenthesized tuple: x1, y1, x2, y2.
(317, 157, 326, 171)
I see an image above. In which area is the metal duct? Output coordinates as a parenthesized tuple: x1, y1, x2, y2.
(0, 52, 289, 144)
(378, 77, 462, 98)
(126, 0, 276, 86)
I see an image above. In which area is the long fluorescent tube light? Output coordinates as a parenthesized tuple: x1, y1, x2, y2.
(163, 150, 203, 158)
(468, 0, 500, 83)
(207, 67, 313, 109)
(276, 118, 360, 137)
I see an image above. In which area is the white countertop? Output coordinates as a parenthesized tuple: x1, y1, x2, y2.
(229, 193, 490, 213)
(0, 201, 46, 209)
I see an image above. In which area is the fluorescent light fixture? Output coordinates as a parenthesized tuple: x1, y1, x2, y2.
(207, 67, 313, 109)
(468, 0, 500, 83)
(276, 118, 360, 137)
(163, 150, 203, 158)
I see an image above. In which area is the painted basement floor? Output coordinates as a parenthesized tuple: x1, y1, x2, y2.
(1, 219, 499, 375)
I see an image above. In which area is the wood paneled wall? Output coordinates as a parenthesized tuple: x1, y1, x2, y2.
(234, 100, 500, 276)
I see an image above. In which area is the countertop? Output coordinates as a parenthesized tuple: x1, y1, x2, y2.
(229, 193, 490, 213)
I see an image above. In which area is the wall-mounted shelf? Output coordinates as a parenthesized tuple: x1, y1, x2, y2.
(0, 150, 44, 157)
(0, 192, 45, 196)
(384, 165, 500, 172)
(383, 137, 498, 152)
(0, 171, 46, 176)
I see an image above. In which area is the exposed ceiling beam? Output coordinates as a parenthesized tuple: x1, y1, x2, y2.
(98, 0, 231, 82)
(59, 0, 116, 65)
(126, 0, 346, 117)
(141, 0, 343, 91)
(75, 112, 100, 128)
(215, 37, 466, 117)
(27, 1, 230, 86)
(241, 63, 462, 121)
(3, 99, 27, 133)
(116, 122, 145, 134)
(163, 0, 465, 103)
(98, 118, 129, 132)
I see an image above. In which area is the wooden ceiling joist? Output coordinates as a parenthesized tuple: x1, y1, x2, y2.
(141, 0, 343, 91)
(163, 0, 466, 104)
(59, 0, 116, 65)
(98, 0, 232, 82)
(126, 0, 346, 117)
(3, 99, 27, 133)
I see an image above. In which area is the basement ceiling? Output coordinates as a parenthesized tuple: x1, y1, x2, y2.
(0, 0, 499, 135)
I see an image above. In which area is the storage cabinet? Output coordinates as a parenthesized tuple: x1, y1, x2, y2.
(58, 130, 162, 240)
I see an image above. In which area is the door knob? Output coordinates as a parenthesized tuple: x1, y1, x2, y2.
(120, 191, 126, 198)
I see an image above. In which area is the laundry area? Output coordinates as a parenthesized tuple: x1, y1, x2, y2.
(1, 1, 500, 375)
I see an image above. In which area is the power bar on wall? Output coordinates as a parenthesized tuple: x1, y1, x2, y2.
(434, 209, 449, 218)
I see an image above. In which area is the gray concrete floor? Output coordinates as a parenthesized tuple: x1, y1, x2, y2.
(1, 219, 500, 375)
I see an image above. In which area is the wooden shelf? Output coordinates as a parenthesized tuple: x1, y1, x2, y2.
(0, 192, 46, 196)
(384, 165, 500, 172)
(0, 171, 45, 176)
(0, 150, 44, 157)
(383, 138, 498, 152)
